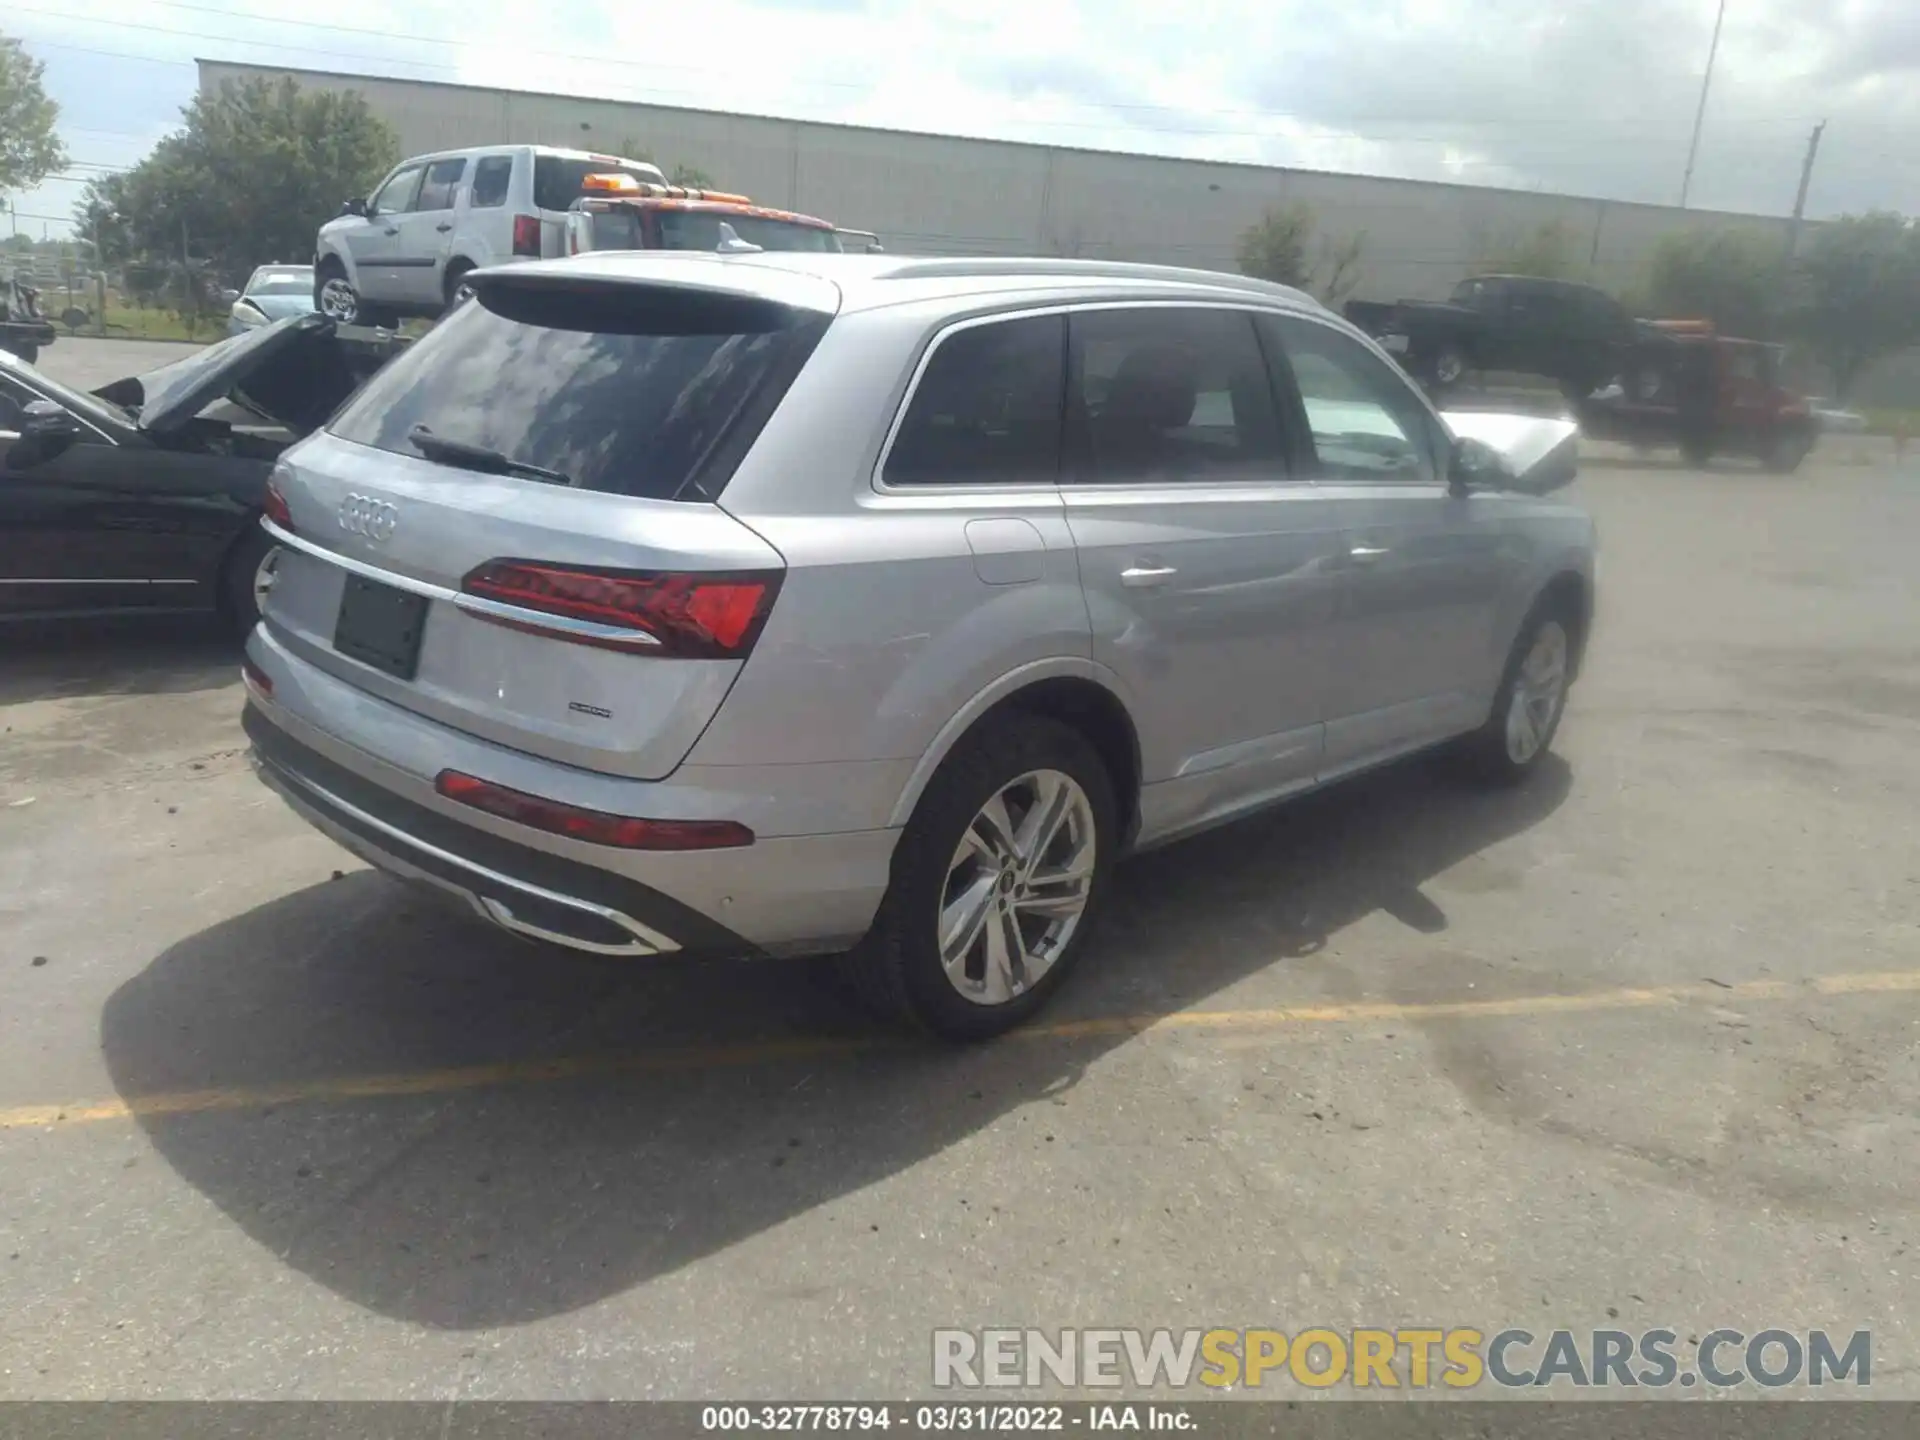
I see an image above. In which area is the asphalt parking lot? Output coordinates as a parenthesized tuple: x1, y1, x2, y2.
(2, 339, 1918, 1399)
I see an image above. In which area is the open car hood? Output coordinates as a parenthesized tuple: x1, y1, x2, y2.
(92, 313, 366, 439)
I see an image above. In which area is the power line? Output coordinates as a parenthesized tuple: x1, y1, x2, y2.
(11, 5, 1900, 153)
(80, 0, 1891, 137)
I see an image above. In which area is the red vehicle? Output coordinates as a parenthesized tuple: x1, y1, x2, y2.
(1578, 319, 1816, 471)
(563, 173, 845, 256)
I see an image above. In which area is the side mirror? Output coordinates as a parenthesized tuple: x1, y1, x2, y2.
(342, 197, 369, 218)
(1448, 436, 1513, 491)
(1443, 411, 1579, 496)
(219, 288, 241, 305)
(8, 400, 81, 470)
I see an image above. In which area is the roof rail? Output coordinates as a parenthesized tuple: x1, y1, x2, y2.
(871, 256, 1317, 304)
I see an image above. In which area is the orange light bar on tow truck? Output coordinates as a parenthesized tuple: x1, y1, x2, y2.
(579, 173, 755, 205)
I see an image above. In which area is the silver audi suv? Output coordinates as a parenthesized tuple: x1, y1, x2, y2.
(243, 253, 1595, 1039)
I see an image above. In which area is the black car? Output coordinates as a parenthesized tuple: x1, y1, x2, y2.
(0, 316, 400, 632)
(1345, 274, 1638, 399)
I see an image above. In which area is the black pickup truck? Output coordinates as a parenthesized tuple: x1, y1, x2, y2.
(1, 274, 58, 363)
(1345, 274, 1637, 399)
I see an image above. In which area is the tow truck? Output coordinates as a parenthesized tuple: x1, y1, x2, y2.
(563, 173, 849, 256)
(1575, 319, 1817, 471)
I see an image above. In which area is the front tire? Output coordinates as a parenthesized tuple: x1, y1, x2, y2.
(1458, 607, 1573, 785)
(839, 715, 1117, 1040)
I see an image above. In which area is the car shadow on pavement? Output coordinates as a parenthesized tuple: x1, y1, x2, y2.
(100, 750, 1570, 1331)
(0, 617, 239, 703)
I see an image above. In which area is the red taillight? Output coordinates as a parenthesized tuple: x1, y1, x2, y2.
(263, 480, 292, 531)
(240, 658, 273, 697)
(435, 770, 753, 850)
(460, 561, 781, 658)
(512, 214, 542, 256)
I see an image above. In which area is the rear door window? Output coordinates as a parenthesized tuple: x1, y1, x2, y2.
(469, 155, 513, 208)
(883, 314, 1065, 487)
(328, 285, 828, 501)
(1067, 307, 1284, 484)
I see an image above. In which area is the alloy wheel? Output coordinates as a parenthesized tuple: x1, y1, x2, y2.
(1505, 620, 1569, 764)
(938, 769, 1097, 1006)
(252, 547, 281, 616)
(318, 277, 359, 323)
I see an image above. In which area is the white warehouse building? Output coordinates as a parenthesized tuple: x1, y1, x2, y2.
(199, 59, 1801, 303)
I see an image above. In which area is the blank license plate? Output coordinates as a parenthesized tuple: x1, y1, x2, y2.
(333, 575, 428, 680)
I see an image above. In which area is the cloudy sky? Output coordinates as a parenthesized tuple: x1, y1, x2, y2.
(6, 0, 1919, 238)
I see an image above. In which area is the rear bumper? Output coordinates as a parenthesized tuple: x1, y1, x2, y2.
(242, 629, 899, 959)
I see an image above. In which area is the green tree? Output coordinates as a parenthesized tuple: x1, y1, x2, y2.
(1236, 203, 1366, 303)
(1791, 212, 1920, 401)
(72, 77, 397, 281)
(1477, 220, 1582, 280)
(1644, 228, 1790, 338)
(0, 32, 66, 199)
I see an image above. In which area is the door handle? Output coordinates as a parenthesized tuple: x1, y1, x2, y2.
(382, 227, 400, 236)
(1120, 564, 1177, 588)
(1346, 545, 1390, 566)
(435, 222, 453, 233)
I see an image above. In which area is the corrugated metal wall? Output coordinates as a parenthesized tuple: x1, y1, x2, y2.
(201, 59, 1800, 304)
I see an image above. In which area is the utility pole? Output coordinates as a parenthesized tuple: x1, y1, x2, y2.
(1787, 119, 1826, 258)
(92, 212, 107, 337)
(1678, 0, 1729, 209)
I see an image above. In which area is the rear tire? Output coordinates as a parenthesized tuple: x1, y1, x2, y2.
(838, 715, 1117, 1041)
(1764, 430, 1813, 473)
(1426, 343, 1468, 391)
(221, 526, 279, 636)
(315, 261, 397, 330)
(1456, 604, 1574, 786)
(443, 262, 476, 313)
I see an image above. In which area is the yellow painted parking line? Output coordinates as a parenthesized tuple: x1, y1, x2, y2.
(3, 968, 1917, 1133)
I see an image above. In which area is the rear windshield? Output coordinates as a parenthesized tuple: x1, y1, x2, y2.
(533, 158, 663, 213)
(327, 284, 827, 501)
(583, 210, 643, 252)
(247, 270, 312, 296)
(658, 211, 842, 254)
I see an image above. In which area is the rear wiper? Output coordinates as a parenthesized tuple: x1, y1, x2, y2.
(407, 425, 573, 486)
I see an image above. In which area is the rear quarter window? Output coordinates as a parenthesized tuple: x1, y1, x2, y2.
(328, 284, 828, 501)
(883, 314, 1065, 487)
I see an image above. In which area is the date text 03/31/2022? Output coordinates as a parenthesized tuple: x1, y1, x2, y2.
(701, 1405, 1192, 1431)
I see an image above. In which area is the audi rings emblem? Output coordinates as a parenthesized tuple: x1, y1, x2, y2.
(338, 493, 399, 544)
